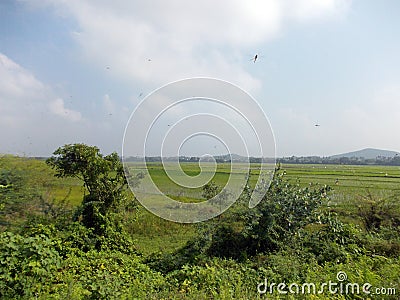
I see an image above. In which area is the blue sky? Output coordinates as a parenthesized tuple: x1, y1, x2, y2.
(0, 0, 399, 157)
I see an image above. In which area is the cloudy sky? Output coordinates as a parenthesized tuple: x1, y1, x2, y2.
(1, 0, 399, 157)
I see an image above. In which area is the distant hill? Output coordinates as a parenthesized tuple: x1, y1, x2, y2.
(330, 148, 400, 159)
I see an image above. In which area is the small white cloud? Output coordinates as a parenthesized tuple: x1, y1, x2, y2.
(103, 94, 115, 114)
(49, 98, 82, 122)
(0, 53, 46, 105)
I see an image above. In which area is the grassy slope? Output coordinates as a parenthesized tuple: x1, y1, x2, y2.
(0, 155, 84, 206)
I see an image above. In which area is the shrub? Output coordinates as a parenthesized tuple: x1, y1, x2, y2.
(0, 231, 61, 299)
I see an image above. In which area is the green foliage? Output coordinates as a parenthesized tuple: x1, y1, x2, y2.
(0, 231, 61, 299)
(202, 181, 219, 200)
(361, 226, 400, 258)
(355, 191, 400, 231)
(46, 144, 133, 237)
(166, 258, 259, 297)
(47, 250, 166, 299)
(180, 172, 333, 261)
(0, 231, 164, 299)
(30, 222, 98, 256)
(242, 172, 330, 254)
(298, 217, 363, 264)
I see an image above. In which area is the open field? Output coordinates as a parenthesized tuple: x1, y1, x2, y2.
(282, 164, 400, 225)
(4, 157, 397, 210)
(283, 163, 400, 195)
(128, 162, 400, 211)
(3, 156, 400, 250)
(125, 161, 400, 252)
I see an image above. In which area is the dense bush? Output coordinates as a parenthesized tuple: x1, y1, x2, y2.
(170, 172, 335, 261)
(46, 250, 166, 300)
(298, 218, 363, 264)
(355, 191, 400, 231)
(0, 231, 61, 299)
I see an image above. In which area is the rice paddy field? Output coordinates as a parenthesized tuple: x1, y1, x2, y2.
(128, 161, 400, 206)
(282, 164, 400, 225)
(2, 156, 400, 253)
(121, 161, 400, 253)
(11, 158, 397, 210)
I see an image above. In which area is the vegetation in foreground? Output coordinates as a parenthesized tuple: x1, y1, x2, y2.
(0, 144, 399, 299)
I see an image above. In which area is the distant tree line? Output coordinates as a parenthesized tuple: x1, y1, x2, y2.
(124, 155, 400, 165)
(278, 155, 400, 166)
(31, 154, 400, 166)
(124, 156, 271, 164)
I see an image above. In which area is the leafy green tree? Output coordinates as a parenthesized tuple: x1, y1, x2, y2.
(202, 181, 219, 200)
(46, 144, 129, 236)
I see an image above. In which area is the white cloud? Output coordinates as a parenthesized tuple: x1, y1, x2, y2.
(102, 94, 115, 114)
(24, 0, 350, 92)
(0, 53, 82, 123)
(0, 53, 88, 155)
(49, 98, 82, 122)
(0, 53, 46, 100)
(0, 53, 47, 120)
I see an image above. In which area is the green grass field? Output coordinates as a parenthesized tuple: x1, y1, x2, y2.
(129, 162, 400, 199)
(129, 162, 400, 208)
(2, 156, 400, 254)
(8, 158, 397, 212)
(282, 164, 400, 225)
(121, 161, 400, 254)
